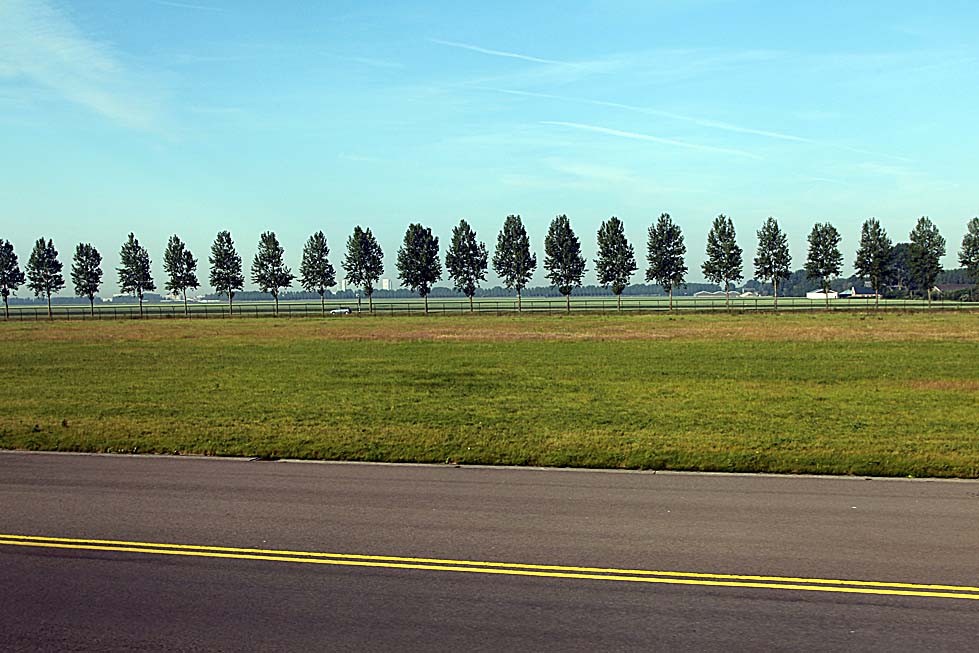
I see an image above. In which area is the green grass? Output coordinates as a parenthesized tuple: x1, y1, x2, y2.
(2, 312, 978, 477)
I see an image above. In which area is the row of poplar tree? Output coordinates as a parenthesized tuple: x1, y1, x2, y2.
(2, 213, 978, 319)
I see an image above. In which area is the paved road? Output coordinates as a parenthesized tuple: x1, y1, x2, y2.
(2, 451, 978, 651)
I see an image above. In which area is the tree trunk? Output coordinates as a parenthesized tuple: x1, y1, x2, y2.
(321, 293, 325, 316)
(927, 287, 932, 306)
(566, 292, 570, 314)
(4, 296, 8, 320)
(824, 282, 830, 310)
(368, 292, 373, 314)
(773, 279, 779, 311)
(616, 293, 621, 312)
(139, 295, 144, 318)
(274, 293, 279, 317)
(229, 293, 233, 318)
(90, 296, 95, 317)
(357, 294, 362, 314)
(47, 291, 52, 319)
(424, 294, 429, 315)
(183, 288, 188, 317)
(875, 282, 880, 310)
(724, 281, 730, 311)
(517, 289, 522, 312)
(469, 294, 474, 313)
(669, 286, 674, 312)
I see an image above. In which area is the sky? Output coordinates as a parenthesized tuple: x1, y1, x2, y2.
(1, 0, 977, 295)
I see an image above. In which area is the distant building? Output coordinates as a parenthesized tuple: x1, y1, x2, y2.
(381, 278, 392, 291)
(339, 279, 348, 292)
(806, 290, 839, 300)
(839, 286, 879, 299)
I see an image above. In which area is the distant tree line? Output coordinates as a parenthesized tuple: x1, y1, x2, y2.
(2, 215, 978, 318)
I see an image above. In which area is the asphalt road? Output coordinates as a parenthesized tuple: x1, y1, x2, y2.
(2, 451, 978, 651)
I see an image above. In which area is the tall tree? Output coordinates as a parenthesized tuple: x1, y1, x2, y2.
(0, 239, 25, 320)
(890, 242, 913, 297)
(445, 219, 488, 312)
(805, 222, 843, 309)
(702, 214, 743, 309)
(209, 230, 244, 314)
(118, 233, 156, 318)
(959, 217, 979, 294)
(645, 213, 687, 312)
(300, 230, 336, 315)
(909, 216, 946, 306)
(595, 216, 637, 311)
(343, 226, 384, 314)
(854, 218, 893, 309)
(543, 214, 587, 313)
(71, 243, 103, 316)
(492, 214, 537, 312)
(251, 231, 294, 316)
(26, 237, 64, 319)
(163, 235, 199, 316)
(753, 217, 792, 310)
(397, 223, 442, 314)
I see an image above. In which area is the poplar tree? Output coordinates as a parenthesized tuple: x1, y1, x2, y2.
(702, 214, 742, 310)
(909, 216, 945, 306)
(646, 213, 687, 311)
(397, 223, 442, 314)
(209, 230, 244, 314)
(445, 219, 488, 312)
(595, 216, 636, 311)
(0, 239, 25, 320)
(543, 214, 587, 313)
(854, 218, 892, 309)
(251, 231, 294, 316)
(342, 226, 384, 314)
(959, 217, 979, 294)
(492, 214, 537, 311)
(300, 231, 336, 315)
(117, 233, 156, 318)
(26, 237, 64, 319)
(805, 222, 843, 309)
(754, 217, 792, 310)
(163, 235, 199, 316)
(71, 243, 103, 315)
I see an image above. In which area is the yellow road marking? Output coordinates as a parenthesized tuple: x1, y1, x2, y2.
(2, 534, 977, 601)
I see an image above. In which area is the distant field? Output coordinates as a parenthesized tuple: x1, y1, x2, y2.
(4, 293, 968, 320)
(2, 312, 978, 477)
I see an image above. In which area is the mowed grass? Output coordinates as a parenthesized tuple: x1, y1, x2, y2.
(2, 312, 978, 477)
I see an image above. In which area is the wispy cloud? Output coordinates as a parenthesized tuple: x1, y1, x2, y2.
(321, 52, 404, 70)
(429, 38, 575, 66)
(541, 121, 762, 159)
(0, 0, 161, 128)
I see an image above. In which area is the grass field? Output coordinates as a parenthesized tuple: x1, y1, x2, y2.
(2, 312, 978, 477)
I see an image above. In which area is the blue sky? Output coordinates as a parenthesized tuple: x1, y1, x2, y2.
(1, 0, 977, 294)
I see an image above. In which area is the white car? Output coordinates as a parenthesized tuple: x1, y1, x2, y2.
(329, 307, 352, 315)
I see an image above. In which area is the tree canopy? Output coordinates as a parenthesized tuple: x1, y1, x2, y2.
(854, 218, 892, 307)
(754, 217, 791, 308)
(805, 222, 842, 307)
(27, 237, 65, 318)
(544, 214, 587, 312)
(71, 242, 103, 314)
(445, 219, 488, 311)
(343, 226, 384, 313)
(396, 223, 442, 313)
(646, 213, 687, 311)
(0, 239, 26, 319)
(300, 230, 336, 314)
(702, 214, 742, 308)
(492, 214, 537, 310)
(163, 235, 199, 315)
(959, 217, 979, 287)
(118, 233, 156, 317)
(909, 216, 946, 305)
(209, 230, 244, 310)
(595, 216, 636, 309)
(251, 231, 294, 314)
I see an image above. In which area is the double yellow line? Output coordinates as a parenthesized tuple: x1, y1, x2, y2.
(2, 533, 978, 601)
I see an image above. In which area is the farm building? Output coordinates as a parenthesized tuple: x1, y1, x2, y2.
(839, 286, 879, 299)
(806, 289, 839, 300)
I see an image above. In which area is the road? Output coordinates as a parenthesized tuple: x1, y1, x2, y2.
(2, 451, 978, 651)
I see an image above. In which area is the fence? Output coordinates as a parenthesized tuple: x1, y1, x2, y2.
(4, 296, 976, 321)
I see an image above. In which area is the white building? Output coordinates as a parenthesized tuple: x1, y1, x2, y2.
(381, 278, 392, 291)
(806, 289, 839, 300)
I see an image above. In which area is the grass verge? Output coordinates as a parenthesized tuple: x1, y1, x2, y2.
(2, 312, 978, 477)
